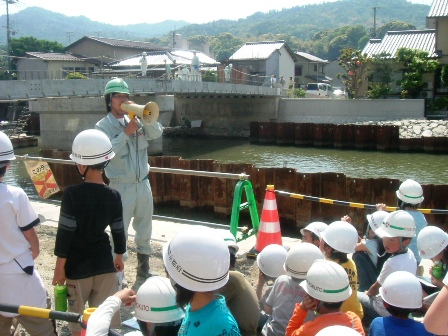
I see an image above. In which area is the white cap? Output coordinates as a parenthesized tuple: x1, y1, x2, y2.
(257, 244, 287, 278)
(320, 221, 358, 254)
(379, 271, 422, 309)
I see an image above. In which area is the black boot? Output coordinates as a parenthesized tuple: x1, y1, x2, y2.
(132, 253, 156, 291)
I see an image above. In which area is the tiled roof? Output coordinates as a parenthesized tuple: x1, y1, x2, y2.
(24, 52, 86, 61)
(296, 51, 327, 63)
(362, 29, 436, 58)
(230, 41, 290, 60)
(428, 0, 448, 17)
(66, 36, 167, 51)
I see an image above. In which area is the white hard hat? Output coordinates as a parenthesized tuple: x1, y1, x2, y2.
(301, 259, 351, 302)
(215, 229, 239, 253)
(284, 243, 324, 279)
(163, 227, 229, 292)
(375, 210, 416, 238)
(320, 221, 358, 254)
(367, 210, 388, 233)
(417, 226, 448, 259)
(379, 271, 422, 309)
(0, 131, 15, 161)
(135, 276, 185, 323)
(256, 244, 287, 278)
(70, 129, 115, 165)
(396, 179, 424, 204)
(300, 221, 328, 239)
(316, 326, 362, 336)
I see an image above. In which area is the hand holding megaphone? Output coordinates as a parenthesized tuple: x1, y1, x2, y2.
(121, 102, 159, 125)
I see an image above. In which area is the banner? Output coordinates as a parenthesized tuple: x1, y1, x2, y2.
(24, 161, 60, 199)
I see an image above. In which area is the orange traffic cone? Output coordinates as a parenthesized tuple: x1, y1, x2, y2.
(247, 185, 282, 258)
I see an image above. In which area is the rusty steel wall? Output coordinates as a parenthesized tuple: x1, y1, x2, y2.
(250, 121, 448, 154)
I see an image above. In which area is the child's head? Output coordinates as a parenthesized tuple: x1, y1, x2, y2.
(417, 226, 448, 262)
(70, 129, 115, 177)
(301, 259, 351, 313)
(319, 221, 358, 261)
(256, 244, 287, 282)
(366, 210, 388, 238)
(135, 276, 184, 336)
(284, 242, 324, 280)
(396, 179, 424, 209)
(379, 271, 422, 318)
(300, 222, 328, 246)
(376, 210, 416, 255)
(0, 131, 15, 178)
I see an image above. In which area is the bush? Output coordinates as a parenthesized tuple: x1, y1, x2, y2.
(66, 72, 87, 79)
(202, 70, 217, 82)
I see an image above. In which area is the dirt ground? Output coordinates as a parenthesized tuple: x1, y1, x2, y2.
(28, 225, 262, 336)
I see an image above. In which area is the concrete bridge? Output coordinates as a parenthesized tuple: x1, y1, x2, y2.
(0, 78, 280, 101)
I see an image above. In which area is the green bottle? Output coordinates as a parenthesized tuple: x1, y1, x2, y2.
(433, 261, 443, 280)
(54, 285, 67, 312)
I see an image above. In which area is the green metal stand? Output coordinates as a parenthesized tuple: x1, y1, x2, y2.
(229, 180, 260, 243)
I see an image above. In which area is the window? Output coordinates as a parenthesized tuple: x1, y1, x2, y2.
(295, 65, 303, 76)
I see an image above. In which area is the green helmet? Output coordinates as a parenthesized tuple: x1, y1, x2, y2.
(104, 78, 129, 95)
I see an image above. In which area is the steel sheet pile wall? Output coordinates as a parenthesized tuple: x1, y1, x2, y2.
(250, 122, 448, 153)
(46, 152, 448, 232)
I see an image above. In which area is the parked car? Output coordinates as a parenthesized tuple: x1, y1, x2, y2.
(332, 87, 348, 99)
(305, 83, 333, 98)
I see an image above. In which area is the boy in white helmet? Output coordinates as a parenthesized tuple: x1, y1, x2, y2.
(0, 131, 57, 336)
(286, 259, 365, 336)
(369, 271, 433, 336)
(52, 129, 126, 336)
(300, 222, 328, 247)
(262, 243, 324, 336)
(357, 210, 417, 327)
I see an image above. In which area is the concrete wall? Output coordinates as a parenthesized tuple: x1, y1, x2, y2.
(277, 98, 425, 123)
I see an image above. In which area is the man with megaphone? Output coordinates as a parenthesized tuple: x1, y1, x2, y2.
(96, 78, 163, 292)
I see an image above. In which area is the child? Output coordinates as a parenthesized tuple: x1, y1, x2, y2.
(320, 220, 364, 319)
(52, 129, 126, 336)
(369, 271, 434, 336)
(417, 226, 448, 290)
(263, 243, 324, 336)
(0, 131, 57, 336)
(87, 277, 184, 336)
(286, 259, 365, 336)
(215, 229, 260, 336)
(300, 222, 328, 247)
(357, 210, 417, 327)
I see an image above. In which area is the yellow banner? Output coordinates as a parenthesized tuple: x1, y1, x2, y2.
(23, 161, 60, 199)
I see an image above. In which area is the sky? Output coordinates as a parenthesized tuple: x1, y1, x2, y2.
(1, 0, 434, 26)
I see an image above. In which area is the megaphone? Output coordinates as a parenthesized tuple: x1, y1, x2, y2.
(121, 102, 159, 125)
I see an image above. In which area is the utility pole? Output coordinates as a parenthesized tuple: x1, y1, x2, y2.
(66, 31, 74, 45)
(4, 0, 18, 75)
(372, 6, 380, 38)
(172, 29, 176, 49)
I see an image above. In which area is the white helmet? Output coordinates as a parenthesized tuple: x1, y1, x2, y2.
(300, 222, 328, 239)
(135, 276, 185, 323)
(320, 221, 358, 254)
(375, 210, 416, 238)
(367, 210, 388, 233)
(396, 179, 424, 205)
(301, 259, 351, 302)
(256, 244, 287, 278)
(417, 226, 448, 259)
(70, 129, 115, 165)
(163, 227, 229, 292)
(316, 326, 362, 336)
(215, 229, 239, 253)
(0, 131, 15, 161)
(379, 271, 422, 309)
(284, 243, 324, 279)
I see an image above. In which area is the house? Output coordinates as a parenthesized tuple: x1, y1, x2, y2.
(16, 52, 97, 80)
(294, 51, 331, 89)
(361, 0, 448, 98)
(228, 41, 297, 87)
(106, 50, 219, 79)
(65, 36, 168, 65)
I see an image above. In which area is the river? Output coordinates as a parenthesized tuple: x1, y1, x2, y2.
(5, 136, 448, 198)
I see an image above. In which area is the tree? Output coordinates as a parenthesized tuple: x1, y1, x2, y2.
(376, 21, 416, 39)
(395, 48, 439, 98)
(10, 37, 64, 57)
(441, 64, 448, 87)
(338, 48, 371, 99)
(209, 33, 244, 62)
(367, 52, 394, 98)
(188, 35, 208, 50)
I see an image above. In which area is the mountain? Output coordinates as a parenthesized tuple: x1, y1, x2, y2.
(0, 7, 190, 45)
(0, 0, 430, 47)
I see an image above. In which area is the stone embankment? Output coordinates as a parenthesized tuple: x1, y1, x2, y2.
(356, 119, 448, 138)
